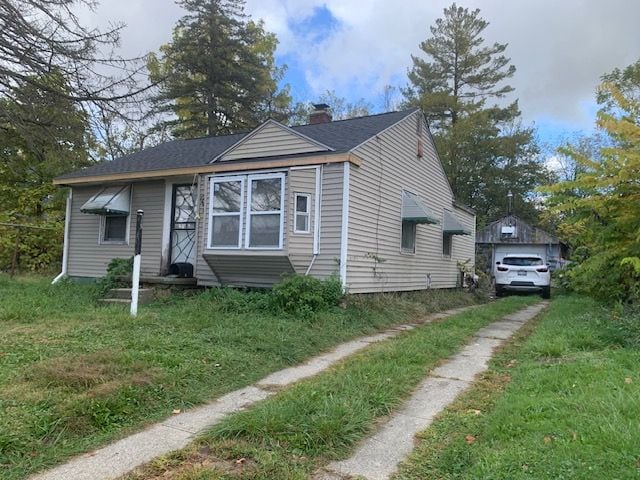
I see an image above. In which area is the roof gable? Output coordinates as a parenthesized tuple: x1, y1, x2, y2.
(476, 215, 561, 244)
(216, 120, 331, 162)
(55, 109, 419, 183)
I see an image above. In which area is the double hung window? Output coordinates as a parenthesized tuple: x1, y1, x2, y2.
(208, 173, 285, 249)
(246, 174, 285, 248)
(442, 233, 452, 257)
(294, 193, 311, 234)
(401, 221, 416, 253)
(209, 177, 244, 248)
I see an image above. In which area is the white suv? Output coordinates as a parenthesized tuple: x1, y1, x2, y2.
(494, 254, 551, 299)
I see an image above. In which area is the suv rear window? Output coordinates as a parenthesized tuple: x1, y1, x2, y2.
(502, 257, 543, 266)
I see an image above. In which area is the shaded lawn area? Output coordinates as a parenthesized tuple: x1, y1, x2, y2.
(0, 275, 483, 479)
(394, 295, 640, 480)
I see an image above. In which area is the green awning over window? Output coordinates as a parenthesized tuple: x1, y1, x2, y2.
(80, 185, 130, 216)
(443, 210, 471, 235)
(402, 191, 439, 225)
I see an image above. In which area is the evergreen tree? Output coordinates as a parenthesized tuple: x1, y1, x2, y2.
(404, 3, 548, 226)
(148, 0, 292, 138)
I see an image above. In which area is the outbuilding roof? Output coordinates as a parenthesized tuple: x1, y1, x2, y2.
(57, 109, 418, 181)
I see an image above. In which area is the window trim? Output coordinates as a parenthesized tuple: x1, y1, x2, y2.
(442, 232, 453, 258)
(293, 192, 311, 234)
(97, 186, 132, 245)
(99, 214, 130, 245)
(401, 220, 417, 255)
(442, 209, 454, 258)
(400, 189, 418, 255)
(245, 172, 285, 250)
(207, 175, 245, 249)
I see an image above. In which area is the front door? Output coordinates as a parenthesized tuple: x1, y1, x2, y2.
(170, 185, 197, 266)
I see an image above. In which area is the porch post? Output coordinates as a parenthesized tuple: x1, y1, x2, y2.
(131, 210, 144, 317)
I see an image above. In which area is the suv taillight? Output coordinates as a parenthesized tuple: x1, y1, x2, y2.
(497, 265, 509, 272)
(536, 266, 549, 272)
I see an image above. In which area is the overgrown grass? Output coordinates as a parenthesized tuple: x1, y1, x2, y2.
(0, 274, 484, 479)
(122, 296, 538, 480)
(394, 295, 640, 480)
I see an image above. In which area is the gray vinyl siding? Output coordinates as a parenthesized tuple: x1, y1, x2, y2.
(346, 111, 476, 293)
(202, 255, 294, 287)
(67, 181, 164, 278)
(195, 175, 220, 286)
(307, 163, 344, 280)
(221, 122, 324, 161)
(288, 168, 316, 273)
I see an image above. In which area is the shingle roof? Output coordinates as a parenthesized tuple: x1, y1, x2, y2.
(57, 109, 417, 180)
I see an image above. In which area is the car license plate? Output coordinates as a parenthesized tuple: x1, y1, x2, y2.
(517, 270, 527, 276)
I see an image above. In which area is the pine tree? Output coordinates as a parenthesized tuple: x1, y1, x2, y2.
(148, 0, 292, 138)
(404, 3, 546, 225)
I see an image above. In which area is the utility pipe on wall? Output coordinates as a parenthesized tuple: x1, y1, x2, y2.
(52, 189, 72, 284)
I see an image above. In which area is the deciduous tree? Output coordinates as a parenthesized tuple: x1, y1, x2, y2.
(543, 59, 640, 302)
(0, 71, 93, 271)
(0, 0, 152, 145)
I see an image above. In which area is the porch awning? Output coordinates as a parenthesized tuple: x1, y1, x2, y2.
(80, 185, 130, 216)
(402, 191, 439, 224)
(443, 210, 471, 235)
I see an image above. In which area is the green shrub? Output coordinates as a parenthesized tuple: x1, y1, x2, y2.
(201, 287, 272, 314)
(106, 257, 133, 277)
(271, 275, 343, 317)
(563, 250, 640, 304)
(94, 257, 133, 298)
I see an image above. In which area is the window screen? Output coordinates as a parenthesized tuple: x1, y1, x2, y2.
(103, 215, 127, 242)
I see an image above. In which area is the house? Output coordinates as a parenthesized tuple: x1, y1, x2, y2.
(53, 106, 476, 293)
(476, 214, 567, 273)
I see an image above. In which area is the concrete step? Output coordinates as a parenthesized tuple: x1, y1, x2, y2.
(97, 298, 131, 305)
(114, 275, 198, 286)
(108, 288, 154, 302)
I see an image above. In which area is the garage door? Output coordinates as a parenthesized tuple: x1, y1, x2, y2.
(494, 244, 548, 265)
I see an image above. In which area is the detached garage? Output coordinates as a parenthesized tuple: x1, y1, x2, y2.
(476, 215, 568, 274)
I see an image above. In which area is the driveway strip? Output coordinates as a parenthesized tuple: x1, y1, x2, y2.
(316, 301, 547, 480)
(29, 306, 474, 480)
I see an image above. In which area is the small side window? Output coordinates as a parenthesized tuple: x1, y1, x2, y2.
(442, 233, 452, 257)
(102, 215, 127, 243)
(294, 193, 311, 234)
(401, 220, 416, 254)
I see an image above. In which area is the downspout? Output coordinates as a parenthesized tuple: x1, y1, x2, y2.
(339, 162, 350, 289)
(305, 165, 323, 276)
(52, 189, 72, 284)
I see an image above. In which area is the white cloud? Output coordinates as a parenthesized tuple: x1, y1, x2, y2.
(76, 0, 640, 132)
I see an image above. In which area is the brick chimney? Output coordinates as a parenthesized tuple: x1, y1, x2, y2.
(309, 103, 332, 124)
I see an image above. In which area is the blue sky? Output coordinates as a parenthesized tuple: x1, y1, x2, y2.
(83, 0, 640, 157)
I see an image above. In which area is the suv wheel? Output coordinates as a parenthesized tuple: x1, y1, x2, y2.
(541, 286, 551, 299)
(495, 285, 505, 297)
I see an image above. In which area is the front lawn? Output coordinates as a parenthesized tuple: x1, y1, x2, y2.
(122, 295, 538, 480)
(0, 275, 483, 479)
(395, 295, 640, 479)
